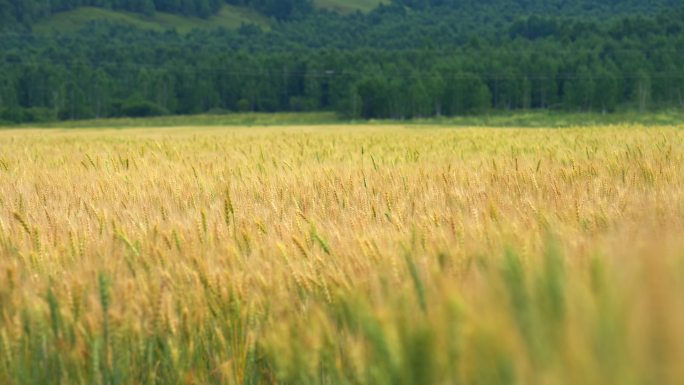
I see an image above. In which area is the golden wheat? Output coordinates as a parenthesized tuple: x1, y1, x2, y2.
(0, 125, 683, 385)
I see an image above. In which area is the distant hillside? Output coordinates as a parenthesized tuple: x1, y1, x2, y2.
(3, 0, 678, 34)
(30, 1, 385, 34)
(315, 0, 386, 13)
(32, 5, 271, 35)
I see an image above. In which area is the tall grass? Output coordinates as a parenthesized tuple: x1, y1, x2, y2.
(0, 125, 683, 384)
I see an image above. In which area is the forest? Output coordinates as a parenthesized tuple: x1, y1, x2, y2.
(1, 0, 684, 123)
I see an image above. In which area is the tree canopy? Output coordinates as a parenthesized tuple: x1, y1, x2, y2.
(1, 0, 683, 123)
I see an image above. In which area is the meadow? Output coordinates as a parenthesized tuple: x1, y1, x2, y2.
(0, 124, 683, 385)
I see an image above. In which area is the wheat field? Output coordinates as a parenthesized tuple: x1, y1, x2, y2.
(1, 125, 683, 385)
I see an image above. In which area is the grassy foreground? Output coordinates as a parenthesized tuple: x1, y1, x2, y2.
(1, 124, 684, 385)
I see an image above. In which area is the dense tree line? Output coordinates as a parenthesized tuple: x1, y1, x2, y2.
(1, 2, 684, 123)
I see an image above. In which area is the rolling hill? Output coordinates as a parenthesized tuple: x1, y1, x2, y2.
(31, 0, 386, 34)
(32, 5, 270, 34)
(315, 0, 386, 13)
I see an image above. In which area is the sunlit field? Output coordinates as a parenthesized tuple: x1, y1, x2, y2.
(1, 124, 683, 385)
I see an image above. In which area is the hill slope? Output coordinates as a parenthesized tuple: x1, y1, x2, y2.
(32, 5, 270, 34)
(315, 0, 386, 13)
(30, 0, 385, 34)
